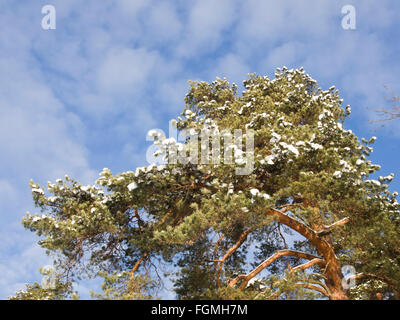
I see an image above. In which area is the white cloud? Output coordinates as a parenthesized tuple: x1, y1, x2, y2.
(97, 47, 160, 95)
(211, 53, 251, 85)
(144, 2, 183, 44)
(261, 41, 306, 71)
(236, 0, 336, 44)
(175, 0, 239, 57)
(0, 235, 51, 299)
(116, 0, 150, 16)
(0, 59, 94, 180)
(0, 180, 18, 206)
(355, 0, 397, 30)
(0, 3, 98, 298)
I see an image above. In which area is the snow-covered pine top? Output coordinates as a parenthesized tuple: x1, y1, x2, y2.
(24, 68, 399, 275)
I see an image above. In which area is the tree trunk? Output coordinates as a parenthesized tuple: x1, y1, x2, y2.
(266, 208, 349, 300)
(323, 250, 348, 300)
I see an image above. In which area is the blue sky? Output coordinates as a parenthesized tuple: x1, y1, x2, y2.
(0, 0, 399, 299)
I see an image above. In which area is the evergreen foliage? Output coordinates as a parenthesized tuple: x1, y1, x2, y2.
(11, 68, 400, 300)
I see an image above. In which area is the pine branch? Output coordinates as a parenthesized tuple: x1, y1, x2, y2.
(228, 249, 325, 290)
(316, 217, 350, 237)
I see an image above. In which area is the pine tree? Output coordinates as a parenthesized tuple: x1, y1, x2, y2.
(12, 67, 400, 300)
